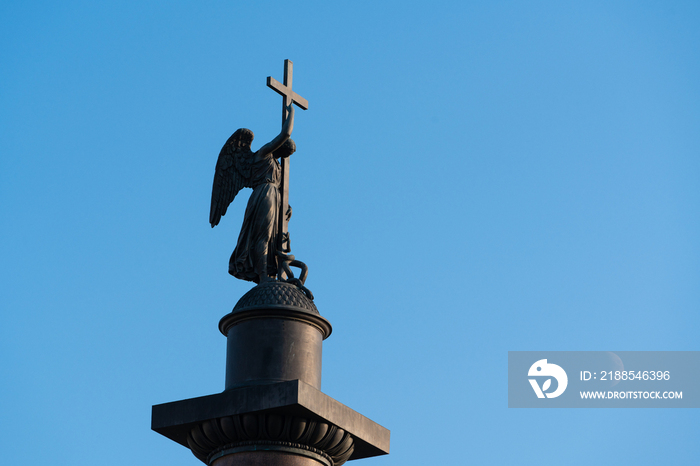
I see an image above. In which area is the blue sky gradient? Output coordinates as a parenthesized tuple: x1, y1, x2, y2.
(1, 1, 699, 464)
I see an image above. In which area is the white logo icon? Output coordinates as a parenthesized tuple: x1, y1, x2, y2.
(528, 359, 568, 398)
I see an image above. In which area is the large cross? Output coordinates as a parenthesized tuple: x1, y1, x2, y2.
(267, 59, 308, 254)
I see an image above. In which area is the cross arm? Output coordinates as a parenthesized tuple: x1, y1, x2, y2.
(267, 77, 309, 110)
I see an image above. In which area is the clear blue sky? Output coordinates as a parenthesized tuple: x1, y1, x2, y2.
(1, 1, 698, 465)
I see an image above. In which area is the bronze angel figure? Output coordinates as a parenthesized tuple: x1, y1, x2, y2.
(210, 105, 295, 284)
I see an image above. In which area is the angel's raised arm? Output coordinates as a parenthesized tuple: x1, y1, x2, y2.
(255, 105, 294, 160)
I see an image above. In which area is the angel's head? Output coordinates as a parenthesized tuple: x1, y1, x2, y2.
(274, 138, 296, 159)
(230, 128, 254, 149)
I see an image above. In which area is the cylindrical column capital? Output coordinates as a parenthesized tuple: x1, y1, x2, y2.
(219, 282, 331, 391)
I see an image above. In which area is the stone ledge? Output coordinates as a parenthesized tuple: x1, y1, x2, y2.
(151, 380, 390, 462)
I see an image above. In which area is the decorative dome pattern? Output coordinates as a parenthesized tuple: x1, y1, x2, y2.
(233, 281, 318, 315)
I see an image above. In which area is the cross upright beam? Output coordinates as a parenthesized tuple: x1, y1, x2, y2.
(267, 59, 308, 255)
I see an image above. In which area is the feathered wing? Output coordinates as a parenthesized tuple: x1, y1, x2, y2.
(209, 139, 253, 227)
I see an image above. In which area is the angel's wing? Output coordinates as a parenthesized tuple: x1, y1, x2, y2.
(209, 136, 253, 227)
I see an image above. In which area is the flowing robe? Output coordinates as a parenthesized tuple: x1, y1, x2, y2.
(228, 151, 280, 282)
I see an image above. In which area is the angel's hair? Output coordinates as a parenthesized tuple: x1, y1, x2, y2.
(274, 138, 296, 158)
(230, 128, 254, 147)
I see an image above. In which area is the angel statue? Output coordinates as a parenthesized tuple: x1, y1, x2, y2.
(209, 105, 296, 285)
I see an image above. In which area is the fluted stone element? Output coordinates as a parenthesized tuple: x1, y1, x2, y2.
(187, 413, 354, 466)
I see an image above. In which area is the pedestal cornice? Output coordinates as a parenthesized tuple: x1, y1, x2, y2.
(151, 380, 390, 464)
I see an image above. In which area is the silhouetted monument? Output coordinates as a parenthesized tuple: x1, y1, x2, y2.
(151, 60, 390, 466)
